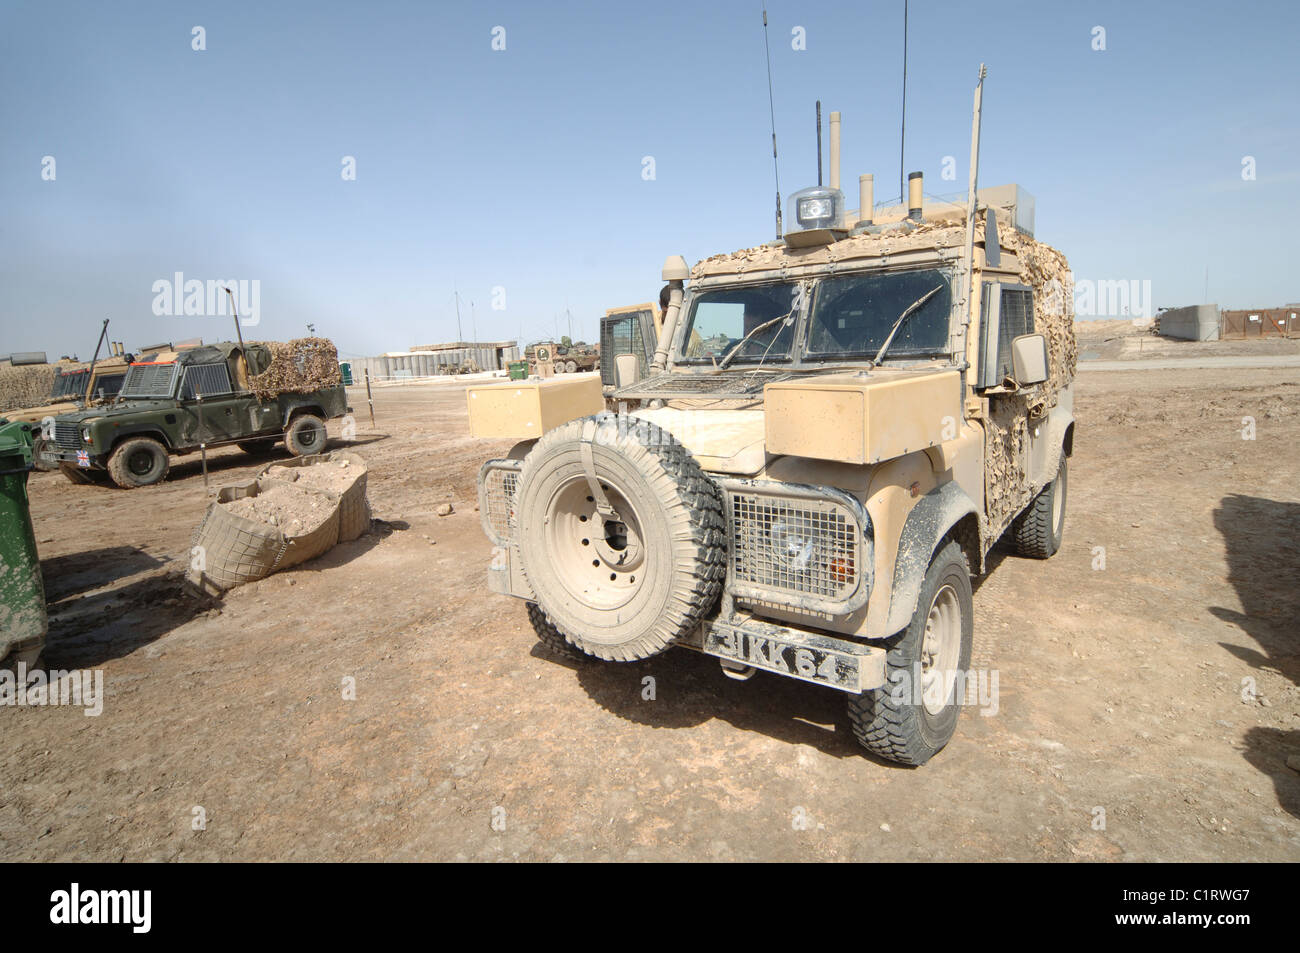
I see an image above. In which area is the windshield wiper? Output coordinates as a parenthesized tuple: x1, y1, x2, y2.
(871, 286, 943, 367)
(717, 310, 795, 370)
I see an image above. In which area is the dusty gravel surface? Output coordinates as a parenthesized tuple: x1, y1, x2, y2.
(2, 368, 1297, 862)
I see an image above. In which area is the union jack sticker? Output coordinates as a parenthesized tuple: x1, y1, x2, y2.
(76, 450, 89, 467)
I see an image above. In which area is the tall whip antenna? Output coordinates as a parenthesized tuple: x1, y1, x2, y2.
(762, 5, 782, 238)
(816, 100, 823, 186)
(899, 0, 909, 204)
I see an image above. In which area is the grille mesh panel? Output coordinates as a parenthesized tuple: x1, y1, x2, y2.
(120, 363, 177, 397)
(180, 362, 233, 398)
(730, 492, 860, 601)
(616, 371, 794, 399)
(483, 467, 519, 542)
(54, 421, 81, 450)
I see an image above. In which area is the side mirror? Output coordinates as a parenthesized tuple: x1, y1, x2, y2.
(614, 353, 641, 388)
(1010, 334, 1049, 385)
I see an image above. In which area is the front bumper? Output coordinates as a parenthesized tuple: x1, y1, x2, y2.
(41, 446, 106, 470)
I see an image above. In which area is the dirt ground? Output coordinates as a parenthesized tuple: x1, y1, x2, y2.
(2, 367, 1298, 862)
(1075, 318, 1300, 362)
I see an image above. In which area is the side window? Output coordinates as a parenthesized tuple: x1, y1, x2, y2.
(977, 283, 1035, 388)
(600, 314, 648, 385)
(180, 363, 233, 399)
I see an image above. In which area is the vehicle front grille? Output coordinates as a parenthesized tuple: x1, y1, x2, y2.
(479, 460, 521, 545)
(54, 421, 81, 450)
(725, 483, 870, 613)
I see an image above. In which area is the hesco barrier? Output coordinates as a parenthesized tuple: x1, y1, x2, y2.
(1222, 308, 1299, 339)
(186, 451, 369, 594)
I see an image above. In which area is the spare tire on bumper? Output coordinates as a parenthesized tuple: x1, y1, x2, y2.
(515, 413, 726, 661)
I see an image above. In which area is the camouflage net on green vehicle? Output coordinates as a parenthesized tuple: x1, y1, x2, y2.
(0, 364, 59, 412)
(246, 337, 342, 400)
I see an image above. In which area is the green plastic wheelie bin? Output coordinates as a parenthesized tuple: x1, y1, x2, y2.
(0, 419, 46, 669)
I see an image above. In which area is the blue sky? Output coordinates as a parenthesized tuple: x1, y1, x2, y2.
(1, 0, 1297, 358)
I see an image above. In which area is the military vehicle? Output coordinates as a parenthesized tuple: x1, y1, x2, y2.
(42, 340, 350, 488)
(467, 76, 1075, 764)
(17, 358, 132, 469)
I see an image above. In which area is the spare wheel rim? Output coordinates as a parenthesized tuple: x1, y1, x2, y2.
(544, 476, 646, 612)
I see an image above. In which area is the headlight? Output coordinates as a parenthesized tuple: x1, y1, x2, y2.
(81, 428, 92, 442)
(770, 521, 818, 570)
(788, 185, 845, 231)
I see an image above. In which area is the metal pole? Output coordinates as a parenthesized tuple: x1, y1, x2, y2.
(83, 318, 110, 402)
(816, 101, 823, 186)
(957, 64, 987, 386)
(224, 287, 246, 351)
(900, 0, 909, 204)
(196, 390, 209, 494)
(364, 368, 375, 428)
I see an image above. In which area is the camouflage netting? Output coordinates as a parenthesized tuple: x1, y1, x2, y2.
(996, 224, 1077, 414)
(246, 337, 342, 400)
(0, 364, 59, 412)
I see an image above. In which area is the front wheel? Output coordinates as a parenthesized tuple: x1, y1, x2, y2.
(284, 414, 327, 456)
(847, 539, 973, 766)
(106, 437, 170, 488)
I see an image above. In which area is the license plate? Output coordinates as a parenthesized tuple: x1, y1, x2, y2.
(701, 621, 883, 694)
(76, 450, 89, 467)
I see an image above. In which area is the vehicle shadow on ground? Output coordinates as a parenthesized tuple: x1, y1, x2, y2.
(1209, 493, 1300, 818)
(41, 546, 170, 602)
(555, 644, 905, 764)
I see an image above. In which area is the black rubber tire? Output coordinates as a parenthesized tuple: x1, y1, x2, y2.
(238, 438, 278, 456)
(847, 539, 973, 766)
(284, 414, 327, 456)
(31, 437, 55, 472)
(107, 437, 170, 488)
(526, 601, 592, 662)
(1010, 454, 1067, 559)
(515, 413, 726, 661)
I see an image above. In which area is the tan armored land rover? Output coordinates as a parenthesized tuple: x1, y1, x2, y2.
(468, 106, 1075, 765)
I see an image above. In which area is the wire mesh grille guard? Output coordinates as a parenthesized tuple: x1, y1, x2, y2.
(729, 487, 863, 606)
(481, 464, 519, 543)
(615, 371, 794, 399)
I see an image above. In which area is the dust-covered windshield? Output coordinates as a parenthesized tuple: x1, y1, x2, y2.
(806, 268, 952, 360)
(50, 368, 88, 399)
(678, 281, 800, 364)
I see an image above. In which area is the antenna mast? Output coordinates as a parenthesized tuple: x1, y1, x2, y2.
(816, 101, 823, 186)
(762, 5, 782, 238)
(956, 64, 987, 386)
(899, 0, 909, 204)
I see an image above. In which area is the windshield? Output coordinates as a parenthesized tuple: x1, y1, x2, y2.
(807, 268, 952, 359)
(678, 281, 800, 364)
(51, 368, 88, 399)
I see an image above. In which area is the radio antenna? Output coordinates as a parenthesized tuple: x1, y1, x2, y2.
(899, 0, 909, 204)
(816, 100, 823, 185)
(762, 5, 782, 238)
